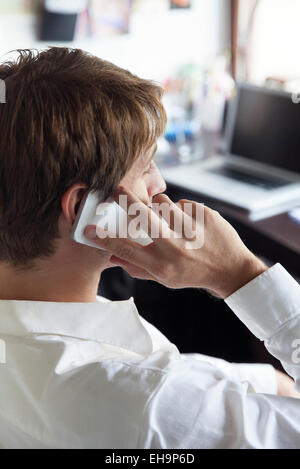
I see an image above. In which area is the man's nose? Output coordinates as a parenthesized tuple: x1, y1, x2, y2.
(155, 172, 167, 196)
(148, 180, 167, 200)
(160, 178, 167, 194)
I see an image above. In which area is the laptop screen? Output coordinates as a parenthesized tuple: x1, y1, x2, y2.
(230, 85, 300, 175)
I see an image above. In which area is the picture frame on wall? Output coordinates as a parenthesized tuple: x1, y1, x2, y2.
(0, 0, 43, 14)
(169, 0, 191, 9)
(90, 0, 132, 37)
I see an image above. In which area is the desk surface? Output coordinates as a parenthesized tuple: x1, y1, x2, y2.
(163, 176, 300, 255)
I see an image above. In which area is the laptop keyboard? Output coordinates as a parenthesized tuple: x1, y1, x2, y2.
(207, 165, 290, 190)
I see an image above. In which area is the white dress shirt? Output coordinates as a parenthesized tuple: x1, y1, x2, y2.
(0, 263, 300, 449)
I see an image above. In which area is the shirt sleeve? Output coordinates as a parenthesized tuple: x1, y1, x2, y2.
(138, 263, 300, 449)
(138, 355, 300, 449)
(225, 263, 300, 391)
(181, 353, 278, 395)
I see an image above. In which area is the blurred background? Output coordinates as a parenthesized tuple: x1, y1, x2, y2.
(1, 0, 300, 369)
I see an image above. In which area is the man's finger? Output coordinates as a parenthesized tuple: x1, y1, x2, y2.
(110, 256, 156, 281)
(152, 193, 196, 237)
(84, 225, 156, 271)
(113, 186, 170, 239)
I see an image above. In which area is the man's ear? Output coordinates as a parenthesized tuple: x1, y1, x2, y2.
(61, 183, 89, 227)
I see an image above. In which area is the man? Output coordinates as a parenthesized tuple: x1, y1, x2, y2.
(0, 47, 300, 449)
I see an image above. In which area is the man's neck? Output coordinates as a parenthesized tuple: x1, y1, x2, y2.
(0, 247, 109, 303)
(0, 265, 102, 303)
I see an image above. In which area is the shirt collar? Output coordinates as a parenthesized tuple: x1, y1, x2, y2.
(0, 296, 154, 355)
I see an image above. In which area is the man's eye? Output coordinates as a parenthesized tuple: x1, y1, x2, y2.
(144, 161, 155, 175)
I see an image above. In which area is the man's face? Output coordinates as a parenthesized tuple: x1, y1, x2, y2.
(119, 144, 166, 205)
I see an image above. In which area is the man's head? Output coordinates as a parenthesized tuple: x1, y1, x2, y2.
(0, 47, 167, 271)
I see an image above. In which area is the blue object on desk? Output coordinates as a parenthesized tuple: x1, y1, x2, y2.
(165, 121, 195, 143)
(289, 208, 300, 224)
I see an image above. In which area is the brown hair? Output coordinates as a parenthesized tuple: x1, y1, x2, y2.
(0, 47, 166, 269)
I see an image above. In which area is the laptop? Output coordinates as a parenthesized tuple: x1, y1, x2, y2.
(161, 83, 300, 220)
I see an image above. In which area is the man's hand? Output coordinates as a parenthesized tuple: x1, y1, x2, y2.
(275, 370, 300, 398)
(84, 187, 267, 299)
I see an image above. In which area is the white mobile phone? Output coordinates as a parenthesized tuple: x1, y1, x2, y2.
(70, 191, 153, 250)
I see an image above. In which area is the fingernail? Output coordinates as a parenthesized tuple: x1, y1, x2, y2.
(84, 226, 96, 239)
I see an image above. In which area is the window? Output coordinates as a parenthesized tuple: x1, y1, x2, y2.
(234, 0, 300, 87)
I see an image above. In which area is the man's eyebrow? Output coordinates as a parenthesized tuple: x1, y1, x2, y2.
(141, 144, 158, 168)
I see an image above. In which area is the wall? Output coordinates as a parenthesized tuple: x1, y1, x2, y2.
(0, 0, 230, 81)
(250, 0, 300, 84)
